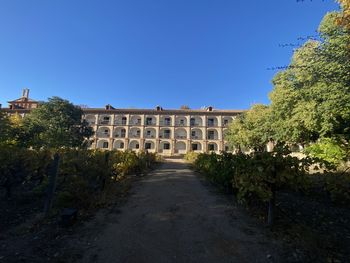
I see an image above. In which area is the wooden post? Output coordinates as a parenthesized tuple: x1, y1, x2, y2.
(44, 153, 60, 216)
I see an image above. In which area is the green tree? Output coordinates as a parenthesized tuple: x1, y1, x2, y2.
(269, 6, 350, 145)
(23, 97, 93, 149)
(0, 111, 11, 145)
(227, 104, 273, 151)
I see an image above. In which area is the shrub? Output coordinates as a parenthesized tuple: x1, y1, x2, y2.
(184, 151, 199, 163)
(304, 138, 347, 167)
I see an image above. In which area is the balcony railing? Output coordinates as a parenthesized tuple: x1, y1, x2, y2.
(207, 136, 218, 140)
(115, 134, 126, 138)
(191, 135, 202, 140)
(130, 134, 140, 138)
(159, 134, 171, 139)
(175, 135, 187, 139)
(145, 134, 155, 138)
(190, 123, 200, 126)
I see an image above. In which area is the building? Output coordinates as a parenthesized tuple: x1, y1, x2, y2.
(2, 89, 245, 156)
(7, 88, 39, 110)
(83, 105, 244, 155)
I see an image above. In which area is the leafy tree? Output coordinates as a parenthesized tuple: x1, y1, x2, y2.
(304, 137, 347, 166)
(226, 104, 273, 151)
(23, 97, 93, 149)
(0, 111, 11, 145)
(336, 0, 350, 31)
(269, 6, 350, 145)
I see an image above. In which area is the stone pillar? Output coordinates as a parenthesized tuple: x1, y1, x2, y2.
(171, 139, 175, 155)
(187, 139, 191, 153)
(111, 114, 115, 126)
(109, 138, 113, 150)
(140, 138, 145, 151)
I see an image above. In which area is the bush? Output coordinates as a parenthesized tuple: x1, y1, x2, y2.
(304, 138, 348, 167)
(0, 147, 51, 198)
(324, 172, 350, 204)
(0, 147, 158, 212)
(192, 144, 314, 224)
(184, 151, 199, 163)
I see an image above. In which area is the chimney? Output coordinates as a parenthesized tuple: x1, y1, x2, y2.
(22, 88, 29, 98)
(105, 104, 115, 110)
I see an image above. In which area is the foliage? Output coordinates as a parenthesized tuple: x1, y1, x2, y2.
(0, 112, 13, 146)
(192, 145, 316, 224)
(0, 147, 52, 198)
(22, 97, 94, 149)
(304, 138, 348, 166)
(324, 172, 350, 203)
(0, 147, 158, 211)
(184, 151, 199, 163)
(194, 145, 312, 202)
(336, 0, 350, 31)
(226, 104, 273, 151)
(269, 6, 350, 144)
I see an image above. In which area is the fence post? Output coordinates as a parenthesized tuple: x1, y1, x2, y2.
(44, 153, 60, 216)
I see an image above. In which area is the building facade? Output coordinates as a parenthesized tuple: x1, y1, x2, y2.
(2, 89, 244, 156)
(83, 106, 244, 155)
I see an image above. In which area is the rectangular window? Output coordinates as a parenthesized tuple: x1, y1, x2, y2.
(145, 143, 152, 149)
(122, 117, 127, 125)
(191, 131, 196, 137)
(163, 130, 171, 139)
(208, 144, 215, 151)
(192, 144, 198, 151)
(103, 142, 109, 148)
(190, 118, 195, 126)
(208, 130, 214, 140)
(163, 143, 170, 150)
(136, 143, 139, 149)
(164, 117, 171, 125)
(208, 118, 214, 126)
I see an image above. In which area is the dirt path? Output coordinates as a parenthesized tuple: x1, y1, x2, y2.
(78, 161, 283, 263)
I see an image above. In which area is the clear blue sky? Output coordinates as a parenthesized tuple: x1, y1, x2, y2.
(0, 0, 339, 110)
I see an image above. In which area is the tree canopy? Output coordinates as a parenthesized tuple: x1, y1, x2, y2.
(227, 2, 350, 157)
(0, 97, 94, 149)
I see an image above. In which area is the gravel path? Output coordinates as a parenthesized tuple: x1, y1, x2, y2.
(81, 161, 283, 263)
